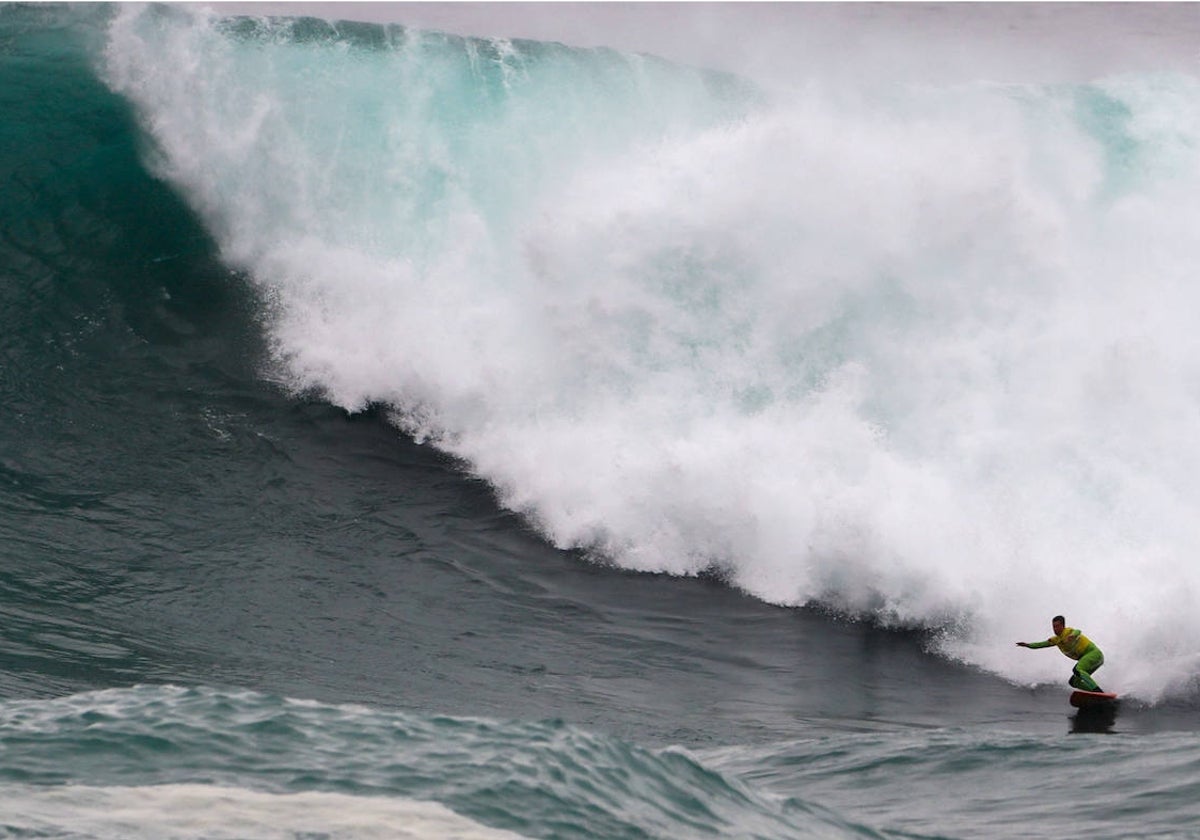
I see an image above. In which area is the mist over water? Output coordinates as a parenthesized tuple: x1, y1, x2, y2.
(103, 4, 1200, 703)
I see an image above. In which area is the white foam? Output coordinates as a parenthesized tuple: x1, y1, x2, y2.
(104, 6, 1200, 701)
(4, 783, 530, 839)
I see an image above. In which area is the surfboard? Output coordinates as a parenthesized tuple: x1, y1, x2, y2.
(1069, 690, 1118, 707)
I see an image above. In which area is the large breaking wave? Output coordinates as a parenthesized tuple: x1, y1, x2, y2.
(104, 5, 1200, 700)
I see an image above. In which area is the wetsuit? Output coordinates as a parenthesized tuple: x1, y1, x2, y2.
(1027, 628, 1104, 692)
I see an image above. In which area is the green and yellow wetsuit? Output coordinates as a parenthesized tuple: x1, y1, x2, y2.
(1027, 628, 1104, 692)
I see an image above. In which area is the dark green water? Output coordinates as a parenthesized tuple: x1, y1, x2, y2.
(2, 5, 1198, 838)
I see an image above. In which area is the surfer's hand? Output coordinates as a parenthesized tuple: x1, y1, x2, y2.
(1015, 642, 1028, 647)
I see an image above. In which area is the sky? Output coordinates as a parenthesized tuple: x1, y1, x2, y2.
(199, 2, 1200, 84)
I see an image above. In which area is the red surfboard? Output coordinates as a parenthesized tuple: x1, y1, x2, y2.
(1069, 690, 1118, 707)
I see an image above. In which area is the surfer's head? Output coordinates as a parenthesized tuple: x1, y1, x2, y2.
(1052, 615, 1065, 634)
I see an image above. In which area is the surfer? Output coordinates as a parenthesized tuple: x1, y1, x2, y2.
(1016, 615, 1104, 692)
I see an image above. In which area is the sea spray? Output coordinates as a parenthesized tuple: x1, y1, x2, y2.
(104, 5, 1200, 701)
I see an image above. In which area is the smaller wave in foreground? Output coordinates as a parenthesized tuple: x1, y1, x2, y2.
(0, 685, 880, 840)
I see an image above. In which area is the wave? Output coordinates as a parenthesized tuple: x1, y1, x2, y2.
(95, 4, 1200, 702)
(4, 685, 1200, 839)
(0, 685, 876, 840)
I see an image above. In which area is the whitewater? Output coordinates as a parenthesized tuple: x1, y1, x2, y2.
(99, 4, 1200, 703)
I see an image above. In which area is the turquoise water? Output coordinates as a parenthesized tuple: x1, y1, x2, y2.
(2, 4, 1199, 837)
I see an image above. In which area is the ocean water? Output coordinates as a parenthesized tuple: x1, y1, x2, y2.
(2, 3, 1200, 838)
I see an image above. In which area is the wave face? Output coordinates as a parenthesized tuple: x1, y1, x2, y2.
(100, 5, 1200, 700)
